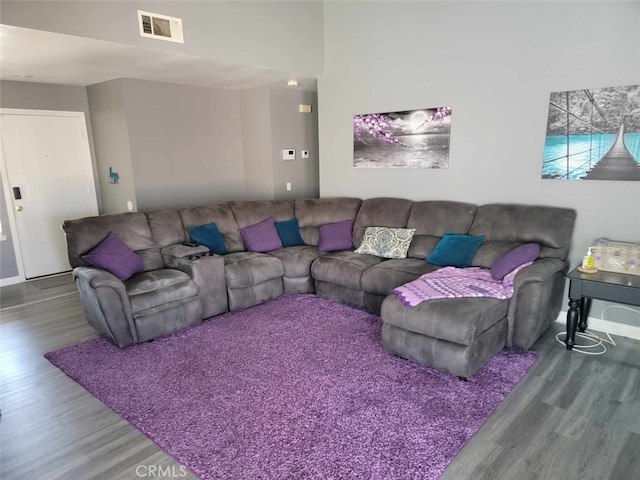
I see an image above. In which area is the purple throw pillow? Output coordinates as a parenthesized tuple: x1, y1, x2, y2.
(82, 231, 144, 281)
(239, 217, 283, 253)
(491, 243, 540, 280)
(318, 219, 354, 252)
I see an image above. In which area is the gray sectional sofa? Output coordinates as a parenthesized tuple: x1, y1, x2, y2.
(63, 197, 576, 377)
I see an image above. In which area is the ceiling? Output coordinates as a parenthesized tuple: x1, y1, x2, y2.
(0, 24, 317, 91)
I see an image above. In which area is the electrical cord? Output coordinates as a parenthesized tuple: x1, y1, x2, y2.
(556, 329, 615, 355)
(556, 305, 640, 355)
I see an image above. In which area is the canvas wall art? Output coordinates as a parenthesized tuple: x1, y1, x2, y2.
(353, 106, 452, 168)
(542, 84, 640, 181)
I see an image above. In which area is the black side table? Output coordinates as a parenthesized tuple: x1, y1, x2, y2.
(565, 267, 640, 350)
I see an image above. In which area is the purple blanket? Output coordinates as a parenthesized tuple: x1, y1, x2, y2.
(393, 263, 531, 308)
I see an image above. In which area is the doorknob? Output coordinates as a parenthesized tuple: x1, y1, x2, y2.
(16, 205, 23, 211)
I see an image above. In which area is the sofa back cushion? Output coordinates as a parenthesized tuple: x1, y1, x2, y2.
(146, 208, 186, 248)
(294, 197, 362, 246)
(406, 201, 477, 259)
(63, 212, 163, 271)
(228, 200, 294, 226)
(353, 198, 414, 247)
(468, 204, 576, 262)
(471, 240, 526, 268)
(179, 205, 244, 253)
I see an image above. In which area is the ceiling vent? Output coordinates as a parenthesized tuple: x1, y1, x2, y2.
(138, 10, 184, 44)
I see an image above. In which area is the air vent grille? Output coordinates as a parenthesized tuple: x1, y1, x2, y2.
(138, 10, 184, 44)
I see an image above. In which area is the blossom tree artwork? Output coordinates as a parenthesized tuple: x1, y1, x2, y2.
(353, 106, 452, 168)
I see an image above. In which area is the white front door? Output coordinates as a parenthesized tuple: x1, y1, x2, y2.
(0, 109, 98, 279)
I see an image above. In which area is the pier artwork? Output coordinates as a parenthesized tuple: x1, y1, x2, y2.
(583, 124, 640, 180)
(542, 84, 640, 181)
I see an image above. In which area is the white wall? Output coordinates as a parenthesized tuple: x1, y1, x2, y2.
(270, 87, 320, 200)
(0, 0, 324, 76)
(121, 79, 246, 209)
(87, 80, 320, 211)
(240, 86, 320, 201)
(241, 87, 275, 200)
(319, 1, 640, 327)
(87, 80, 137, 214)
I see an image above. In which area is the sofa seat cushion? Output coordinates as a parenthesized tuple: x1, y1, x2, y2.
(361, 258, 440, 296)
(125, 269, 198, 316)
(311, 251, 385, 290)
(224, 252, 284, 288)
(268, 246, 324, 278)
(381, 293, 508, 346)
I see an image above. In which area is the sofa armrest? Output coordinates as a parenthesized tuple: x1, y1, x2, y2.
(171, 255, 229, 318)
(513, 257, 567, 286)
(162, 243, 228, 318)
(76, 265, 127, 289)
(72, 266, 138, 347)
(507, 258, 568, 348)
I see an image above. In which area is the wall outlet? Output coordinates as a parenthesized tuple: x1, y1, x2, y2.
(286, 182, 292, 192)
(282, 149, 295, 160)
(301, 150, 310, 159)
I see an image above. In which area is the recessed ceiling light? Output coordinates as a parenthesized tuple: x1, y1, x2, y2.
(287, 80, 299, 87)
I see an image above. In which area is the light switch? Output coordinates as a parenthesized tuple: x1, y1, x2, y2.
(282, 149, 295, 160)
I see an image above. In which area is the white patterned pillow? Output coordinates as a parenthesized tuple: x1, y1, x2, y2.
(355, 227, 416, 259)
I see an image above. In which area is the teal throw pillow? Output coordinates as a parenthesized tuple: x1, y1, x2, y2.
(188, 223, 228, 255)
(426, 232, 485, 268)
(275, 218, 305, 247)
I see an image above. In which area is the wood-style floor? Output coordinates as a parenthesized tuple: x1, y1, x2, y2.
(1, 275, 639, 480)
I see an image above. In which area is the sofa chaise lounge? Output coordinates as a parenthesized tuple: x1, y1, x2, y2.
(63, 197, 576, 377)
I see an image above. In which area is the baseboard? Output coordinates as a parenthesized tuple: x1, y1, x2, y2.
(555, 312, 640, 341)
(0, 275, 25, 287)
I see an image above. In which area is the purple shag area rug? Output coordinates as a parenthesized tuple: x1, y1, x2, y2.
(46, 294, 537, 480)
